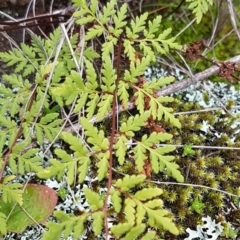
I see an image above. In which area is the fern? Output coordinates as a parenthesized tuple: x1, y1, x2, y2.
(186, 0, 213, 24)
(0, 212, 7, 235)
(0, 0, 185, 238)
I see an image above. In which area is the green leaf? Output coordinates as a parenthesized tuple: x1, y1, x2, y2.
(0, 183, 23, 205)
(101, 56, 116, 93)
(111, 223, 133, 237)
(125, 198, 136, 224)
(0, 184, 57, 233)
(84, 188, 104, 211)
(140, 231, 157, 240)
(96, 94, 113, 121)
(120, 111, 150, 137)
(110, 189, 122, 213)
(191, 197, 205, 214)
(115, 175, 146, 191)
(136, 204, 146, 225)
(0, 212, 7, 235)
(146, 208, 179, 235)
(134, 188, 163, 201)
(60, 131, 88, 157)
(126, 12, 148, 39)
(183, 144, 196, 156)
(86, 25, 104, 40)
(92, 212, 104, 236)
(80, 117, 109, 151)
(97, 152, 109, 181)
(99, 0, 116, 24)
(186, 0, 213, 24)
(112, 4, 127, 37)
(114, 135, 128, 165)
(43, 212, 87, 240)
(122, 224, 146, 240)
(117, 81, 129, 109)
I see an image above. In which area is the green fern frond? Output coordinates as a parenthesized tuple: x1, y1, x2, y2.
(125, 198, 136, 223)
(134, 188, 163, 201)
(117, 81, 130, 109)
(42, 211, 88, 240)
(111, 4, 127, 37)
(120, 111, 150, 137)
(134, 85, 181, 127)
(111, 223, 133, 238)
(0, 46, 38, 76)
(84, 188, 104, 211)
(92, 212, 104, 236)
(97, 152, 109, 181)
(10, 141, 42, 174)
(81, 117, 109, 151)
(115, 175, 146, 191)
(140, 231, 157, 240)
(143, 76, 175, 92)
(0, 212, 7, 235)
(132, 136, 184, 182)
(101, 56, 116, 93)
(186, 0, 213, 23)
(126, 12, 148, 39)
(122, 224, 146, 240)
(144, 15, 162, 39)
(99, 0, 116, 24)
(35, 113, 62, 144)
(114, 135, 128, 165)
(61, 132, 88, 156)
(146, 208, 179, 235)
(0, 182, 23, 205)
(110, 189, 122, 213)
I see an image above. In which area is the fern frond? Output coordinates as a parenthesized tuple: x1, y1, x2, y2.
(10, 141, 42, 174)
(120, 111, 150, 137)
(0, 45, 38, 76)
(143, 76, 175, 92)
(111, 223, 133, 238)
(112, 4, 127, 37)
(97, 152, 109, 181)
(101, 56, 116, 93)
(135, 189, 163, 202)
(81, 117, 109, 151)
(0, 212, 7, 235)
(122, 224, 146, 240)
(92, 212, 104, 235)
(117, 81, 130, 109)
(35, 113, 62, 144)
(125, 198, 136, 223)
(134, 85, 181, 127)
(114, 135, 128, 165)
(84, 188, 104, 211)
(186, 0, 213, 23)
(126, 12, 148, 39)
(115, 175, 146, 191)
(42, 211, 88, 240)
(140, 231, 157, 240)
(99, 0, 116, 24)
(110, 189, 122, 213)
(146, 208, 179, 235)
(0, 182, 23, 205)
(144, 15, 162, 39)
(97, 94, 113, 121)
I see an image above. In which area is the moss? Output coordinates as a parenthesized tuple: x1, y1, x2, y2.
(158, 99, 240, 238)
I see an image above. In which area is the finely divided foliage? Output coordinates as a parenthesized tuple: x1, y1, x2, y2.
(186, 0, 213, 24)
(0, 0, 204, 238)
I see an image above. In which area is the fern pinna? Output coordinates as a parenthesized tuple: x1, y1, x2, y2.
(0, 0, 184, 239)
